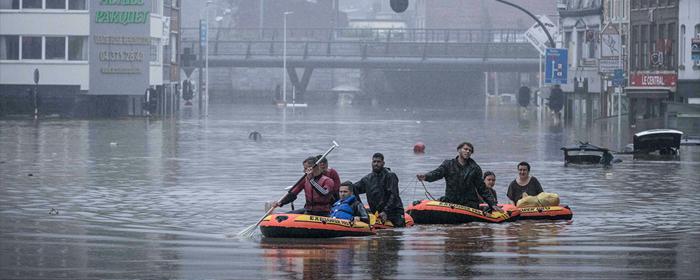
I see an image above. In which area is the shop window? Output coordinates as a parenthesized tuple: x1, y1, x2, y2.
(22, 0, 41, 9)
(22, 36, 41, 59)
(45, 36, 65, 60)
(68, 0, 86, 10)
(0, 35, 19, 60)
(46, 0, 65, 9)
(0, 0, 19, 9)
(68, 36, 87, 60)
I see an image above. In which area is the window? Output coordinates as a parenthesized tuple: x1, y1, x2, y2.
(680, 25, 685, 64)
(46, 0, 65, 9)
(170, 34, 177, 63)
(576, 31, 584, 65)
(68, 36, 87, 60)
(22, 0, 41, 9)
(45, 36, 65, 59)
(150, 39, 160, 63)
(0, 35, 19, 60)
(650, 24, 656, 51)
(22, 36, 41, 59)
(668, 22, 675, 69)
(68, 0, 86, 10)
(151, 0, 161, 15)
(641, 25, 648, 69)
(0, 0, 19, 9)
(695, 24, 700, 37)
(631, 25, 638, 70)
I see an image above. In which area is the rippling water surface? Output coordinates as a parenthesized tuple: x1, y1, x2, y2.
(1, 105, 699, 279)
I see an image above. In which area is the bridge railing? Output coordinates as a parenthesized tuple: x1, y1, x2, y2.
(182, 27, 527, 44)
(181, 39, 538, 60)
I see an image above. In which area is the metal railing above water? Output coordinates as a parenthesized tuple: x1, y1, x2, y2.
(182, 27, 528, 44)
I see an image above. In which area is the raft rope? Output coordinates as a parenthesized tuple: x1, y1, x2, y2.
(419, 180, 436, 201)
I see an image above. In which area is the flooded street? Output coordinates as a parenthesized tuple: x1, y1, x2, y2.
(1, 104, 699, 279)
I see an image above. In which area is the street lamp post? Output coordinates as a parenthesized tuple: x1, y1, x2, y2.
(282, 11, 293, 104)
(201, 0, 230, 117)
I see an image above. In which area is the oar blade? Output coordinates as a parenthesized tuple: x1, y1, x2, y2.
(238, 223, 259, 238)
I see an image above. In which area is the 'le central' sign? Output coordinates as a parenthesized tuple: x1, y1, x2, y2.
(630, 73, 677, 87)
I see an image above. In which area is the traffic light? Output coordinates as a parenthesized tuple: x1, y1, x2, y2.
(182, 80, 193, 101)
(390, 0, 408, 13)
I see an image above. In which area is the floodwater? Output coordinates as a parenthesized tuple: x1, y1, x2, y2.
(1, 104, 699, 279)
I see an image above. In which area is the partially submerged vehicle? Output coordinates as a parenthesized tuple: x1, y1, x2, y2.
(631, 129, 683, 159)
(561, 142, 613, 166)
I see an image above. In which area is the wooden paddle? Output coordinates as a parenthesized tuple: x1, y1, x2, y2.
(238, 141, 340, 238)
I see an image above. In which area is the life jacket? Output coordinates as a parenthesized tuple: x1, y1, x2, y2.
(330, 195, 357, 220)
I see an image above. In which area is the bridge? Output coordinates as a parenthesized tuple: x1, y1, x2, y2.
(180, 27, 540, 104)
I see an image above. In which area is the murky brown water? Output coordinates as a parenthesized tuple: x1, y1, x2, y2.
(2, 104, 699, 279)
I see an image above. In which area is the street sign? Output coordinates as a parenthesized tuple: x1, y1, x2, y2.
(33, 68, 39, 84)
(545, 48, 568, 84)
(199, 20, 207, 48)
(612, 69, 624, 87)
(524, 15, 558, 55)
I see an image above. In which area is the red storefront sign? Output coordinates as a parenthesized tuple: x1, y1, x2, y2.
(630, 73, 677, 87)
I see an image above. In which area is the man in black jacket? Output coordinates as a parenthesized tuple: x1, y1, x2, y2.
(345, 153, 406, 227)
(417, 142, 502, 212)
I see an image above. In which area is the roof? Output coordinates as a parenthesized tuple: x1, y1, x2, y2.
(561, 142, 610, 152)
(634, 129, 683, 137)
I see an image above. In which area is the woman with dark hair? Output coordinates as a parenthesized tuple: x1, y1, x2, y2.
(482, 171, 498, 204)
(506, 162, 544, 204)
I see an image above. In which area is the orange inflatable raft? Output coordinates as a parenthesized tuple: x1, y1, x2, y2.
(406, 200, 520, 224)
(479, 204, 574, 220)
(260, 213, 375, 238)
(371, 213, 415, 229)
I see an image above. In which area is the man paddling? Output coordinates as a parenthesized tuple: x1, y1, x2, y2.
(316, 155, 341, 204)
(417, 142, 502, 213)
(274, 156, 335, 216)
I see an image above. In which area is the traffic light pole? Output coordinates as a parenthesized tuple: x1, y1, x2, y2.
(198, 20, 204, 116)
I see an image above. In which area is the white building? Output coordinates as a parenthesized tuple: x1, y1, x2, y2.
(677, 0, 700, 104)
(0, 0, 170, 117)
(558, 0, 604, 123)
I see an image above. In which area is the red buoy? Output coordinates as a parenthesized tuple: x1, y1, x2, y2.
(413, 142, 425, 154)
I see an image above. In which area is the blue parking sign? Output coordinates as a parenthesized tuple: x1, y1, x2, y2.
(612, 69, 624, 87)
(545, 48, 568, 84)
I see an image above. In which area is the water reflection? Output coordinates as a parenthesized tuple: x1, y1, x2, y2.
(443, 226, 494, 278)
(260, 237, 364, 279)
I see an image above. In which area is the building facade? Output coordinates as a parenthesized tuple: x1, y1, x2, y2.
(600, 0, 629, 118)
(672, 0, 700, 134)
(0, 0, 179, 117)
(558, 0, 604, 124)
(627, 0, 679, 133)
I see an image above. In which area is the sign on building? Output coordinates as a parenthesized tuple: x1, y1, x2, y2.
(545, 48, 568, 84)
(89, 0, 151, 95)
(692, 37, 700, 62)
(630, 73, 677, 87)
(599, 24, 624, 75)
(524, 15, 558, 55)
